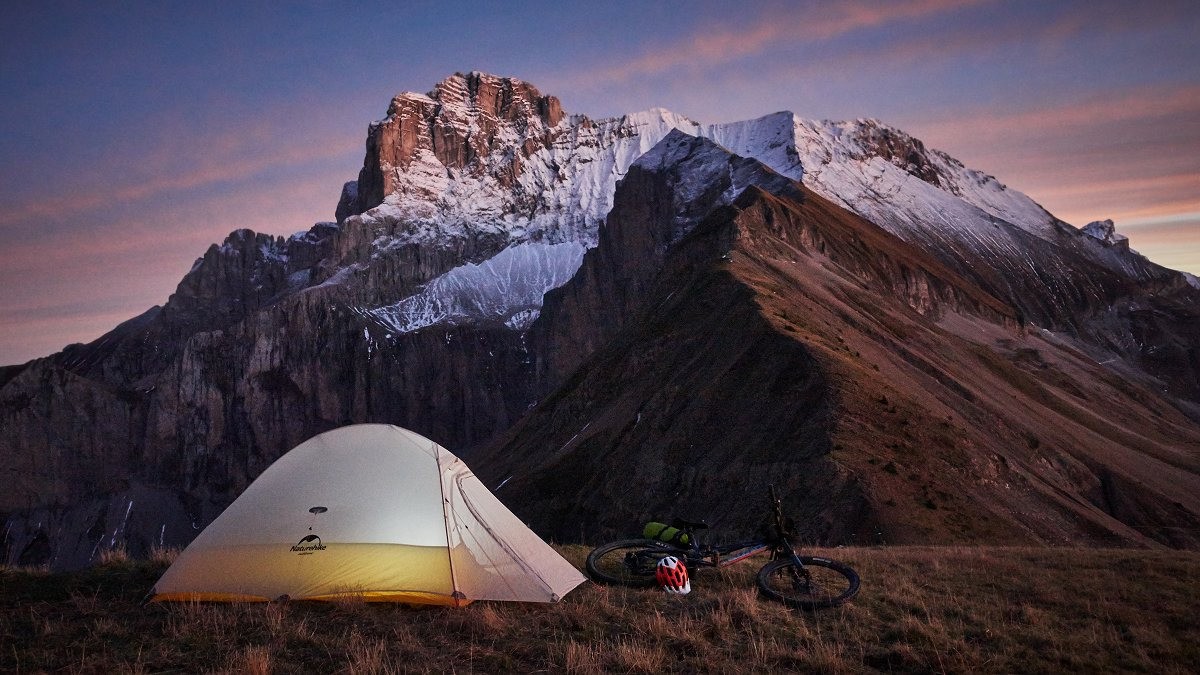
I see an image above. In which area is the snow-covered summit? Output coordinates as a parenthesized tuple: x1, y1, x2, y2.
(632, 129, 802, 243)
(706, 111, 1058, 240)
(319, 72, 1177, 336)
(342, 79, 1066, 264)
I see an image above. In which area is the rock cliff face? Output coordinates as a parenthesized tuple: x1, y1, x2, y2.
(341, 72, 565, 219)
(531, 131, 807, 389)
(3, 72, 1199, 568)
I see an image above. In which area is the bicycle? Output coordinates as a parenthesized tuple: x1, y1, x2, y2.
(585, 486, 860, 609)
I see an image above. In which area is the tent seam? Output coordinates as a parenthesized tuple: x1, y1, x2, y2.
(455, 472, 560, 596)
(446, 466, 525, 600)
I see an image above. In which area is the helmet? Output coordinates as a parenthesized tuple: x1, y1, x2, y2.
(655, 556, 691, 594)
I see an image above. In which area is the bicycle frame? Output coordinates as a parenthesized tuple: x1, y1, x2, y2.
(674, 485, 804, 570)
(686, 541, 771, 569)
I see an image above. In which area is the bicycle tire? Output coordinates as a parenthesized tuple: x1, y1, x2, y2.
(756, 556, 860, 609)
(585, 539, 681, 587)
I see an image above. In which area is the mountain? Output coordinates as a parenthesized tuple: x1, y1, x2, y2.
(479, 131, 1200, 547)
(3, 72, 1198, 568)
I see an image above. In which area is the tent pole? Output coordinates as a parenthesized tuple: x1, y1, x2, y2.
(435, 442, 465, 607)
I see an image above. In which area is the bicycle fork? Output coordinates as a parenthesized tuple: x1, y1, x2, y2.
(776, 545, 814, 589)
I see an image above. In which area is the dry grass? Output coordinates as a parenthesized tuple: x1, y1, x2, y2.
(147, 545, 180, 566)
(2, 545, 1198, 673)
(97, 544, 131, 566)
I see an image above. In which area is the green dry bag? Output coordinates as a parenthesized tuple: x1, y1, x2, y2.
(643, 521, 690, 545)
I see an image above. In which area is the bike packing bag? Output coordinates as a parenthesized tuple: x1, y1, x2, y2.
(643, 521, 690, 545)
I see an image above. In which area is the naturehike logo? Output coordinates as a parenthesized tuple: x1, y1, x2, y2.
(291, 534, 327, 554)
(293, 506, 330, 555)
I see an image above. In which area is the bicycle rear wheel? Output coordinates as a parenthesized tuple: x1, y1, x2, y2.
(586, 539, 680, 587)
(756, 556, 860, 609)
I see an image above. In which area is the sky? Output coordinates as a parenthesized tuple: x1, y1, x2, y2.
(2, 0, 1197, 365)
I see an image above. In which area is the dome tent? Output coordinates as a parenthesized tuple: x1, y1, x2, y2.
(151, 424, 585, 605)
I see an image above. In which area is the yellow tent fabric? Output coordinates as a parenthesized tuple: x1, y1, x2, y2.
(150, 424, 586, 605)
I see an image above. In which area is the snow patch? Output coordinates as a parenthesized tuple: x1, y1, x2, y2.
(370, 242, 587, 333)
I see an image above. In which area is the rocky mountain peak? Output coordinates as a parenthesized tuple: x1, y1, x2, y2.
(1082, 218, 1130, 249)
(479, 120, 1200, 546)
(841, 118, 946, 188)
(338, 71, 566, 221)
(430, 71, 564, 129)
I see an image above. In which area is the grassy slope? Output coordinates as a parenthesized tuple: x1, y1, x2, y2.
(3, 546, 1198, 673)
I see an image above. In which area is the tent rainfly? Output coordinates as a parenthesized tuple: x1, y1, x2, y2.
(151, 424, 586, 605)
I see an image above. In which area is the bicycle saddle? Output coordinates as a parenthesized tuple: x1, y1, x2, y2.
(670, 517, 709, 530)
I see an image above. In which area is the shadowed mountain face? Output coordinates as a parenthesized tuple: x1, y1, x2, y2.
(476, 132, 1200, 547)
(3, 74, 1199, 568)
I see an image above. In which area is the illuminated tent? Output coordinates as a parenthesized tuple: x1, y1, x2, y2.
(151, 424, 585, 605)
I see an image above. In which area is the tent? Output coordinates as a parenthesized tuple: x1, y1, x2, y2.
(151, 424, 585, 605)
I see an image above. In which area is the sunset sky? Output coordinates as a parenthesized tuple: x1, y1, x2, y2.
(2, 0, 1197, 365)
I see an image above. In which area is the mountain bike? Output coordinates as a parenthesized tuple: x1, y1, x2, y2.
(585, 486, 859, 609)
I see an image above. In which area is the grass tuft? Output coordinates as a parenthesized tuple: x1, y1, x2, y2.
(97, 545, 131, 566)
(233, 644, 272, 675)
(148, 546, 180, 565)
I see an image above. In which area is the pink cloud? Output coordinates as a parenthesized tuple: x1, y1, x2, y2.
(1031, 178, 1199, 226)
(0, 126, 360, 227)
(569, 0, 1189, 93)
(578, 0, 992, 84)
(919, 86, 1200, 145)
(757, 5, 1191, 95)
(4, 172, 347, 270)
(897, 83, 1200, 231)
(1121, 217, 1200, 275)
(1120, 215, 1200, 239)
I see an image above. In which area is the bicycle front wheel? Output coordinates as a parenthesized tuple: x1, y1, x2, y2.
(757, 556, 860, 609)
(586, 539, 680, 587)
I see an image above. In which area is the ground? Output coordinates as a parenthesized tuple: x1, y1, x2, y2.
(3, 545, 1197, 673)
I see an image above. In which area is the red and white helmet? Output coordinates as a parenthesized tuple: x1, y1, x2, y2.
(655, 556, 691, 594)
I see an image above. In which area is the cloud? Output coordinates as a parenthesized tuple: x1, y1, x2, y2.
(567, 0, 1197, 93)
(1122, 211, 1200, 229)
(0, 305, 143, 365)
(1120, 215, 1200, 275)
(1032, 177, 1199, 224)
(0, 125, 360, 228)
(550, 0, 1197, 121)
(919, 86, 1200, 146)
(890, 82, 1200, 230)
(573, 0, 991, 85)
(3, 170, 347, 272)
